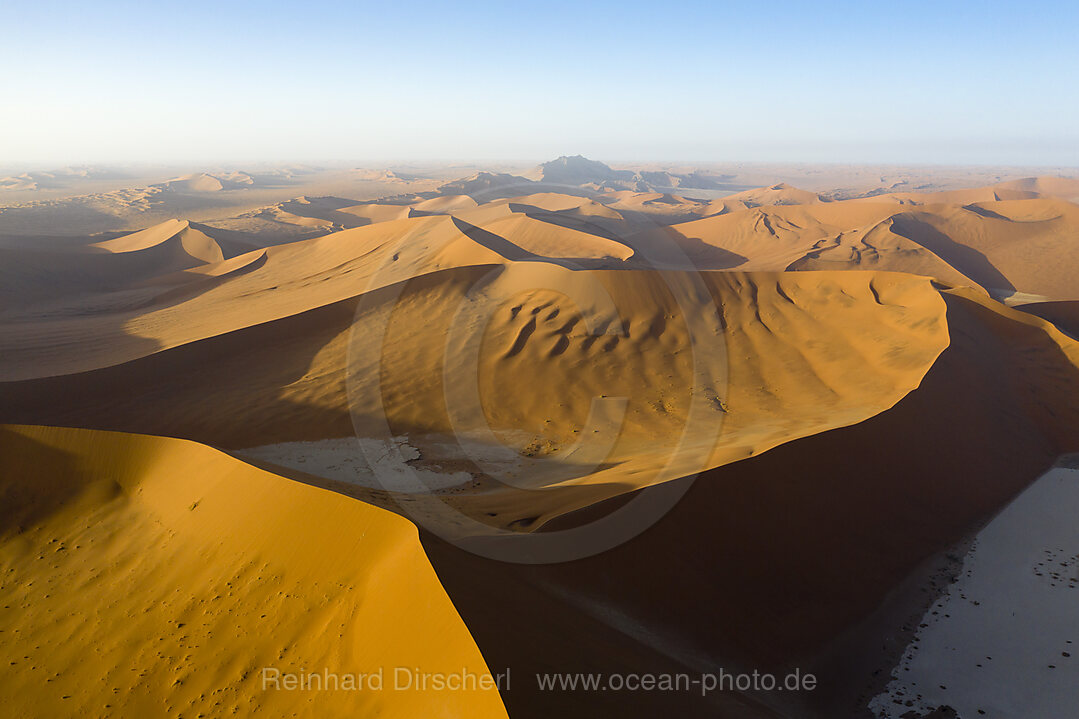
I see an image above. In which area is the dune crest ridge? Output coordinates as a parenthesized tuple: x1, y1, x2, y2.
(0, 424, 508, 719)
(3, 169, 1079, 717)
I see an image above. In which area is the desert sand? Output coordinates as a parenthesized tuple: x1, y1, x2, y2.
(0, 424, 506, 718)
(2, 157, 1079, 717)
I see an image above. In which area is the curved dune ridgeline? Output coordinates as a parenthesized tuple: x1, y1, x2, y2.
(420, 287, 1079, 719)
(2, 176, 1079, 717)
(0, 268, 952, 526)
(0, 425, 507, 719)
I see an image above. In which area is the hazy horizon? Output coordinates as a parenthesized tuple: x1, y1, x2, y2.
(4, 0, 1077, 166)
(4, 155, 1079, 173)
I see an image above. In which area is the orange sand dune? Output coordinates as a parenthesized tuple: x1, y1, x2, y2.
(994, 175, 1079, 201)
(6, 267, 1070, 718)
(421, 287, 1079, 719)
(0, 424, 507, 719)
(1, 268, 952, 531)
(5, 175, 1079, 718)
(849, 175, 1079, 206)
(785, 216, 978, 286)
(661, 195, 1079, 300)
(92, 218, 259, 261)
(882, 199, 1079, 300)
(410, 193, 480, 214)
(0, 203, 656, 381)
(704, 183, 825, 213)
(337, 202, 412, 224)
(852, 185, 1039, 205)
(91, 218, 220, 257)
(0, 215, 511, 380)
(159, 173, 226, 192)
(596, 190, 710, 222)
(660, 202, 900, 270)
(0, 220, 255, 309)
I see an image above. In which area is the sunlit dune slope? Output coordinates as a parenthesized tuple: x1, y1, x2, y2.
(6, 180, 1073, 368)
(0, 215, 511, 380)
(0, 424, 507, 719)
(852, 175, 1079, 205)
(0, 205, 658, 381)
(92, 219, 222, 261)
(349, 268, 951, 526)
(1, 267, 951, 528)
(91, 218, 259, 263)
(662, 195, 1079, 299)
(159, 173, 226, 192)
(882, 198, 1079, 300)
(704, 183, 825, 213)
(421, 288, 1079, 719)
(4, 177, 1079, 719)
(784, 215, 979, 286)
(995, 175, 1079, 202)
(661, 202, 902, 270)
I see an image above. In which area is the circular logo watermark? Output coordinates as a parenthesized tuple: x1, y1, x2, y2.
(345, 181, 727, 563)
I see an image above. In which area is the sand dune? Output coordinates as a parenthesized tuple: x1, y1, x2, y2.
(337, 202, 412, 224)
(349, 169, 411, 182)
(995, 175, 1079, 201)
(0, 215, 509, 380)
(705, 183, 826, 212)
(4, 167, 1079, 717)
(422, 287, 1079, 719)
(885, 199, 1079, 300)
(0, 173, 41, 192)
(662, 194, 1079, 299)
(0, 199, 664, 380)
(0, 221, 256, 310)
(0, 424, 507, 718)
(4, 257, 1055, 542)
(9, 262, 1074, 541)
(596, 190, 710, 224)
(5, 263, 1068, 717)
(785, 216, 979, 286)
(0, 166, 443, 238)
(91, 218, 228, 264)
(160, 173, 226, 192)
(1018, 300, 1079, 337)
(853, 176, 1079, 205)
(661, 202, 900, 270)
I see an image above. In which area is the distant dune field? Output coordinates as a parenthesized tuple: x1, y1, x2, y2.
(2, 158, 1078, 718)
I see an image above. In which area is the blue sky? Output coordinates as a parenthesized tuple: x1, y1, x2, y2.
(2, 0, 1077, 165)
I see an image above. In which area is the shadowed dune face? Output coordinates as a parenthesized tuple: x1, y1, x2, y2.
(888, 213, 1016, 292)
(1, 179, 1077, 538)
(0, 267, 951, 531)
(6, 180, 1076, 383)
(420, 290, 1079, 719)
(661, 195, 1079, 301)
(1017, 300, 1079, 338)
(2, 171, 1079, 717)
(346, 268, 951, 531)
